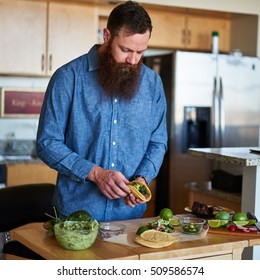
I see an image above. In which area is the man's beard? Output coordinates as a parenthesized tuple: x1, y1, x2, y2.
(98, 45, 143, 100)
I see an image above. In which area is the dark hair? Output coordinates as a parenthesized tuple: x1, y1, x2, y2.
(107, 1, 153, 38)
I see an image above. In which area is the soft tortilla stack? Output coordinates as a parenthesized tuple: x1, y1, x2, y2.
(135, 229, 179, 248)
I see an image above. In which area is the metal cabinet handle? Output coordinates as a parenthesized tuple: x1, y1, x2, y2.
(181, 29, 186, 45)
(41, 54, 45, 72)
(219, 77, 225, 146)
(212, 76, 219, 147)
(49, 54, 52, 72)
(187, 30, 191, 45)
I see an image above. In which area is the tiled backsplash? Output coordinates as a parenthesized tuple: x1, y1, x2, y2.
(0, 140, 36, 156)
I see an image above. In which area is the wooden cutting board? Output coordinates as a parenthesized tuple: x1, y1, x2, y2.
(209, 226, 260, 237)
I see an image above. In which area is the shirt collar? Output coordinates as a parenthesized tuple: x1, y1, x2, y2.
(87, 44, 101, 71)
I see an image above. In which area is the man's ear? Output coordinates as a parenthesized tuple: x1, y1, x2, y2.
(103, 28, 111, 43)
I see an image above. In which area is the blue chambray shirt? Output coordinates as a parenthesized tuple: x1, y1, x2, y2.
(37, 45, 167, 222)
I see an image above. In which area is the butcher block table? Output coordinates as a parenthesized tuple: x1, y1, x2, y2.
(11, 222, 138, 260)
(11, 217, 260, 260)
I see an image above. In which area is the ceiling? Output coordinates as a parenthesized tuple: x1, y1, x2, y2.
(61, 0, 124, 5)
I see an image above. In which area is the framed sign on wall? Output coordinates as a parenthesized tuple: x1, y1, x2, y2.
(0, 88, 45, 118)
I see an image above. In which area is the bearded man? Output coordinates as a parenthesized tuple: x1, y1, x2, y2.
(36, 1, 167, 221)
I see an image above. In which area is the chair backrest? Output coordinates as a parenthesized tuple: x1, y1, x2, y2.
(0, 184, 55, 232)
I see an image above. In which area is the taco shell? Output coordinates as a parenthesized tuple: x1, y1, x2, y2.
(128, 180, 152, 202)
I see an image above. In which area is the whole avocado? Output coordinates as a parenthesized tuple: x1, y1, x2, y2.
(43, 210, 92, 234)
(65, 210, 92, 222)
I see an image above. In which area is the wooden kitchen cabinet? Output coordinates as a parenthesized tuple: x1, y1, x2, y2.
(47, 2, 97, 75)
(146, 8, 230, 52)
(186, 14, 230, 52)
(6, 162, 57, 187)
(0, 0, 97, 76)
(97, 9, 187, 49)
(0, 0, 46, 75)
(147, 9, 186, 49)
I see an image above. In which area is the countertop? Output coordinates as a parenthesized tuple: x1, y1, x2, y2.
(0, 155, 42, 164)
(12, 217, 260, 260)
(188, 147, 260, 166)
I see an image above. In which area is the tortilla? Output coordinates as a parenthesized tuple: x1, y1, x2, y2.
(128, 180, 152, 202)
(140, 229, 177, 242)
(135, 235, 179, 248)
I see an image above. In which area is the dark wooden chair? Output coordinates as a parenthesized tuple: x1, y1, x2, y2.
(0, 183, 55, 259)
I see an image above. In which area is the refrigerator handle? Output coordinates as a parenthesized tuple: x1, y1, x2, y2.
(212, 76, 220, 147)
(219, 77, 225, 146)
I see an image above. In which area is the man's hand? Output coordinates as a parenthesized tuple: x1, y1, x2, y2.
(124, 192, 146, 208)
(87, 165, 131, 199)
(124, 177, 147, 208)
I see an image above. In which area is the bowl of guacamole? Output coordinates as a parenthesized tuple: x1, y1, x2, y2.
(54, 220, 99, 250)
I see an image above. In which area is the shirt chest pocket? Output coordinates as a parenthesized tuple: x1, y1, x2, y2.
(120, 100, 152, 131)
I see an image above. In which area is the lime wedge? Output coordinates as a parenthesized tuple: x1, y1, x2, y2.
(208, 220, 222, 228)
(169, 219, 179, 227)
(136, 226, 149, 235)
(233, 220, 249, 226)
(208, 219, 228, 228)
(247, 219, 256, 226)
(220, 220, 229, 226)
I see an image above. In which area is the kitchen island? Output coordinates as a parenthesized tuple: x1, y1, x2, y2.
(9, 217, 260, 260)
(188, 147, 260, 260)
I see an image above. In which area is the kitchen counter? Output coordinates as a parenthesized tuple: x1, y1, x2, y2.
(0, 155, 42, 164)
(188, 147, 260, 260)
(188, 147, 260, 166)
(10, 217, 260, 260)
(0, 140, 37, 164)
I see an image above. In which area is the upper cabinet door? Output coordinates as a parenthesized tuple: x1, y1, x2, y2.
(0, 1, 98, 76)
(47, 2, 97, 75)
(147, 10, 186, 49)
(0, 0, 47, 75)
(186, 15, 231, 52)
(145, 8, 231, 52)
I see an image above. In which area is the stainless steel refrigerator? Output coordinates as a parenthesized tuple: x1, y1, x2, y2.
(144, 50, 260, 214)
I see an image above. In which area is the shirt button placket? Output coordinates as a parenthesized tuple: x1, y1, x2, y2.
(111, 98, 118, 169)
